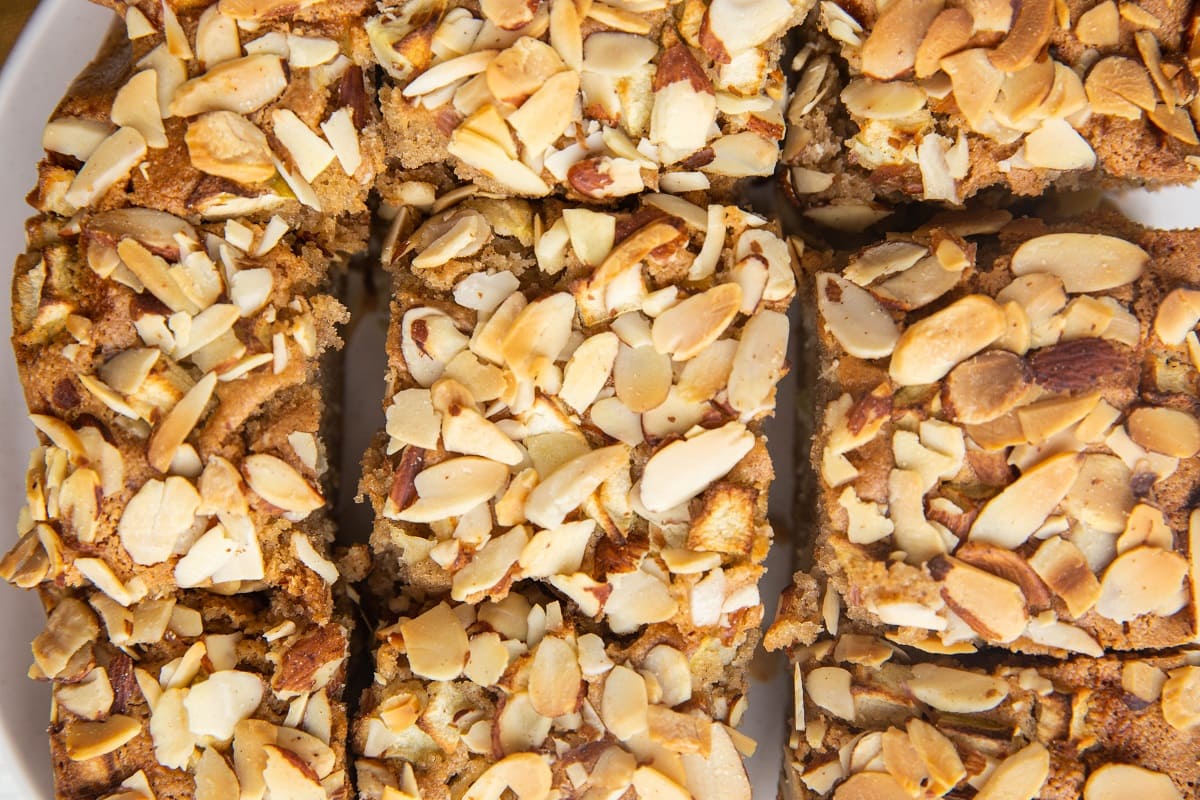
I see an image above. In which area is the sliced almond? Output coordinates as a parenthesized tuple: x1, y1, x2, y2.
(651, 284, 742, 361)
(148, 372, 217, 473)
(1029, 536, 1101, 617)
(976, 743, 1050, 800)
(171, 54, 288, 117)
(1010, 234, 1148, 292)
(862, 0, 947, 80)
(529, 635, 582, 718)
(1096, 546, 1189, 622)
(463, 752, 552, 800)
(118, 477, 201, 566)
(915, 8, 974, 78)
(817, 272, 900, 359)
(1083, 764, 1182, 800)
(271, 109, 335, 182)
(969, 453, 1082, 548)
(728, 309, 789, 418)
(1160, 666, 1200, 731)
(890, 295, 1005, 386)
(64, 715, 141, 761)
(989, 0, 1054, 72)
(400, 603, 469, 681)
(525, 445, 630, 529)
(111, 70, 167, 149)
(243, 454, 323, 515)
(841, 79, 928, 119)
(1076, 0, 1120, 46)
(906, 663, 1009, 712)
(640, 422, 755, 512)
(1128, 407, 1200, 457)
(559, 332, 619, 413)
(1021, 119, 1097, 171)
(1063, 453, 1134, 534)
(394, 457, 509, 523)
(65, 127, 147, 210)
(940, 49, 1004, 131)
(184, 671, 265, 741)
(806, 666, 855, 720)
(833, 772, 911, 800)
(930, 555, 1030, 643)
(602, 665, 649, 741)
(1122, 660, 1168, 704)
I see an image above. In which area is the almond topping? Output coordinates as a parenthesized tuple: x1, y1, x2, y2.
(1096, 546, 1189, 622)
(833, 772, 912, 800)
(651, 284, 742, 361)
(640, 422, 755, 512)
(1029, 536, 1101, 617)
(243, 454, 324, 516)
(1010, 234, 1148, 292)
(969, 452, 1082, 549)
(525, 445, 630, 529)
(170, 55, 288, 117)
(862, 0, 947, 80)
(65, 127, 147, 210)
(601, 665, 649, 741)
(977, 743, 1051, 800)
(529, 635, 582, 718)
(817, 273, 900, 358)
(890, 295, 1005, 386)
(1083, 764, 1182, 800)
(989, 0, 1054, 72)
(400, 603, 469, 681)
(148, 372, 217, 473)
(64, 716, 141, 761)
(1128, 407, 1200, 457)
(906, 663, 1009, 712)
(930, 555, 1030, 643)
(394, 457, 509, 523)
(463, 753, 552, 800)
(1160, 666, 1200, 731)
(915, 8, 974, 78)
(1076, 0, 1120, 45)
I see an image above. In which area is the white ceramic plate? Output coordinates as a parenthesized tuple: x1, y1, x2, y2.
(0, 3, 1196, 799)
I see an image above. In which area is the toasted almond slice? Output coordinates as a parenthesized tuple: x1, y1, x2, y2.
(613, 344, 671, 412)
(509, 70, 580, 156)
(601, 665, 649, 741)
(1011, 234, 1148, 292)
(1127, 405, 1200, 460)
(171, 54, 288, 117)
(501, 292, 576, 381)
(196, 5, 240, 68)
(969, 452, 1082, 548)
(1022, 118, 1097, 171)
(640, 422, 755, 512)
(559, 333, 619, 413)
(841, 79, 927, 119)
(262, 745, 324, 800)
(729, 309, 789, 418)
(1096, 546, 1189, 622)
(890, 295, 1005, 386)
(185, 671, 265, 741)
(1160, 666, 1200, 731)
(65, 127, 147, 210)
(195, 747, 241, 800)
(1077, 0, 1120, 45)
(401, 603, 469, 681)
(147, 372, 217, 473)
(817, 272, 900, 358)
(112, 70, 168, 149)
(43, 116, 114, 161)
(1083, 764, 1182, 800)
(117, 238, 199, 314)
(651, 284, 742, 361)
(451, 525, 527, 601)
(940, 49, 1004, 130)
(930, 555, 1030, 643)
(1016, 391, 1100, 444)
(243, 454, 324, 515)
(989, 0, 1053, 72)
(1154, 288, 1200, 344)
(271, 109, 335, 182)
(977, 743, 1050, 799)
(434, 380, 524, 466)
(463, 752, 552, 800)
(907, 663, 1009, 712)
(395, 457, 508, 523)
(806, 666, 855, 720)
(525, 444, 630, 529)
(915, 8, 974, 78)
(833, 772, 911, 800)
(119, 477, 201, 566)
(862, 0, 947, 80)
(528, 635, 582, 717)
(1029, 536, 1101, 617)
(64, 715, 141, 761)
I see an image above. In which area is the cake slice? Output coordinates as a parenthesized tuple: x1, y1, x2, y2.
(766, 574, 1200, 800)
(34, 0, 382, 250)
(351, 189, 796, 798)
(808, 208, 1200, 655)
(367, 0, 810, 202)
(33, 585, 350, 800)
(4, 205, 348, 622)
(785, 0, 1200, 211)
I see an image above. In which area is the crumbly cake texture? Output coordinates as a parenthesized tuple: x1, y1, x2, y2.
(784, 0, 1200, 215)
(33, 0, 383, 251)
(350, 190, 796, 799)
(766, 574, 1200, 800)
(0, 1, 383, 796)
(35, 586, 351, 800)
(369, 0, 811, 202)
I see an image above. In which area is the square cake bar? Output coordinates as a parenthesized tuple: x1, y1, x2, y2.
(810, 208, 1200, 655)
(370, 0, 809, 201)
(351, 188, 796, 798)
(34, 586, 350, 800)
(766, 574, 1200, 800)
(785, 0, 1200, 209)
